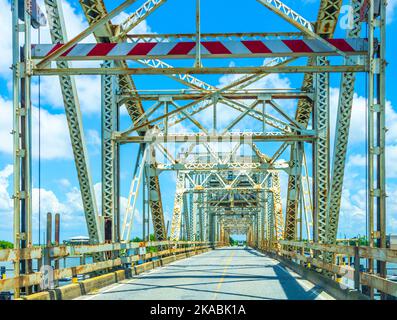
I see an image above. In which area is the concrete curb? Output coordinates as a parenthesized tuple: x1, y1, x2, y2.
(21, 248, 214, 300)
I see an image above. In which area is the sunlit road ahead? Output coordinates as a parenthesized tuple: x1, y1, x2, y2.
(77, 247, 334, 300)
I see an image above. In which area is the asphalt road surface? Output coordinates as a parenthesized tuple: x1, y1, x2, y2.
(77, 247, 334, 300)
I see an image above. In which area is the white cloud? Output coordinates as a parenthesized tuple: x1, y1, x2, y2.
(0, 94, 73, 159)
(347, 154, 366, 168)
(0, 95, 13, 155)
(0, 163, 87, 237)
(58, 178, 71, 188)
(387, 0, 397, 23)
(32, 75, 102, 114)
(0, 164, 13, 213)
(385, 144, 397, 178)
(86, 129, 101, 155)
(338, 187, 367, 237)
(330, 88, 397, 145)
(0, 0, 12, 76)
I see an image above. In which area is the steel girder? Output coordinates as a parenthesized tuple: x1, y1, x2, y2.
(33, 64, 365, 76)
(44, 0, 103, 245)
(114, 0, 167, 41)
(189, 191, 196, 241)
(148, 145, 166, 240)
(268, 171, 284, 244)
(12, 0, 33, 298)
(170, 171, 186, 241)
(257, 0, 314, 32)
(181, 193, 190, 240)
(284, 142, 303, 240)
(284, 0, 342, 242)
(325, 0, 364, 245)
(102, 61, 119, 242)
(314, 56, 330, 244)
(31, 38, 368, 61)
(367, 0, 387, 288)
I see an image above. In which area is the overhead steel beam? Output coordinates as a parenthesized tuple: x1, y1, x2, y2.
(116, 132, 316, 144)
(31, 38, 368, 60)
(32, 64, 367, 76)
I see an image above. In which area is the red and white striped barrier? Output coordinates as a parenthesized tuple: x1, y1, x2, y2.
(32, 39, 368, 60)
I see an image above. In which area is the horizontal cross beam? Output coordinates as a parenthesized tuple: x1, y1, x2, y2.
(32, 65, 367, 76)
(32, 39, 368, 61)
(119, 91, 312, 101)
(115, 132, 316, 144)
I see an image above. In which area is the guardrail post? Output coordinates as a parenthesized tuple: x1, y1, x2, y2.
(354, 245, 361, 291)
(54, 213, 60, 287)
(44, 212, 52, 267)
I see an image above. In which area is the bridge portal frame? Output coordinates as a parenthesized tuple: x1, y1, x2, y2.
(10, 0, 387, 299)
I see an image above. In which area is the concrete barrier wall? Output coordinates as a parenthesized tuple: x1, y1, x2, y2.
(160, 255, 177, 266)
(22, 247, 213, 300)
(134, 261, 154, 275)
(23, 291, 51, 300)
(175, 253, 187, 260)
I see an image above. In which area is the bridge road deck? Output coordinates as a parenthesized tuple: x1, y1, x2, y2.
(76, 247, 334, 300)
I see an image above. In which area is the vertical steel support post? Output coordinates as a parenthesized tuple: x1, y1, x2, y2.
(194, 0, 201, 68)
(285, 142, 303, 241)
(267, 183, 274, 250)
(142, 164, 147, 241)
(12, 0, 34, 297)
(209, 209, 215, 244)
(199, 191, 205, 241)
(12, 0, 21, 299)
(43, 212, 53, 290)
(268, 171, 284, 251)
(54, 213, 60, 287)
(170, 172, 186, 241)
(102, 61, 120, 243)
(368, 0, 387, 299)
(191, 192, 198, 241)
(313, 57, 330, 246)
(148, 145, 166, 240)
(182, 193, 190, 240)
(325, 0, 364, 248)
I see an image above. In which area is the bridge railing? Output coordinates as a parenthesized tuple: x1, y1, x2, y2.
(258, 240, 397, 298)
(0, 240, 222, 296)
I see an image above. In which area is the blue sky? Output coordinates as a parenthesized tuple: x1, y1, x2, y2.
(0, 0, 397, 243)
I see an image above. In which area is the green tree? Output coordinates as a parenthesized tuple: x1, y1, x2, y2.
(131, 236, 143, 242)
(0, 240, 13, 249)
(229, 237, 238, 246)
(348, 235, 369, 246)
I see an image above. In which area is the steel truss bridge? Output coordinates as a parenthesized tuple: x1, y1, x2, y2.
(1, 0, 395, 300)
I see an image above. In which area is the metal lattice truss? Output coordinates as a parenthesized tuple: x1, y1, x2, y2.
(13, 0, 386, 290)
